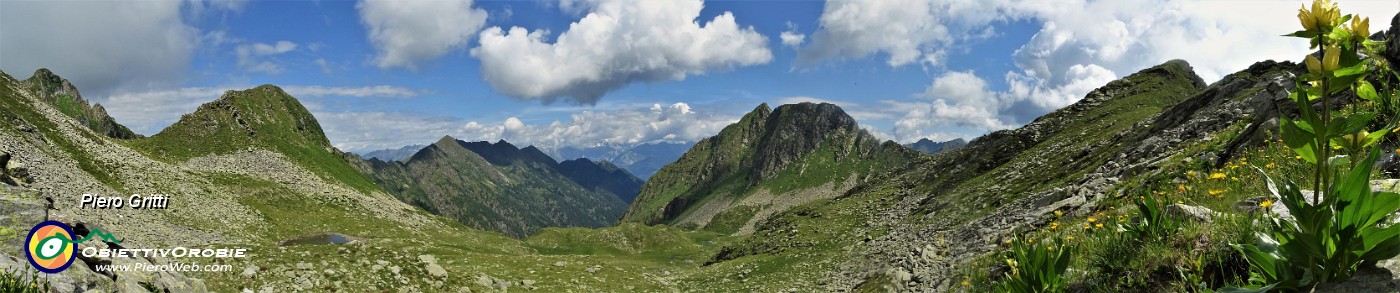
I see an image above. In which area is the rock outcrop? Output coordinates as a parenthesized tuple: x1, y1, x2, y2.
(621, 102, 917, 231)
(23, 69, 140, 140)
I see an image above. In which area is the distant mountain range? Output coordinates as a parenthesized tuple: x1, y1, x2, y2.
(903, 138, 966, 154)
(361, 140, 691, 180)
(361, 144, 424, 161)
(550, 141, 694, 180)
(350, 137, 642, 238)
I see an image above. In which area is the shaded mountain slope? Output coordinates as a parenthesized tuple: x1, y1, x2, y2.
(352, 137, 633, 238)
(558, 158, 644, 203)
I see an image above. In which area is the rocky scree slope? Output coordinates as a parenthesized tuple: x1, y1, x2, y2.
(0, 73, 524, 292)
(734, 59, 1307, 291)
(682, 59, 1300, 291)
(127, 84, 382, 193)
(350, 137, 633, 238)
(621, 102, 919, 234)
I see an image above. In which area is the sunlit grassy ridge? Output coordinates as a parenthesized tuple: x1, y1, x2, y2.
(127, 85, 381, 194)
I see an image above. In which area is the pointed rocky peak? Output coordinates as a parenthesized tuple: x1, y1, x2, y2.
(520, 145, 557, 164)
(749, 102, 871, 181)
(767, 102, 858, 134)
(459, 139, 559, 167)
(25, 68, 81, 100)
(752, 102, 772, 118)
(434, 135, 459, 148)
(18, 68, 141, 139)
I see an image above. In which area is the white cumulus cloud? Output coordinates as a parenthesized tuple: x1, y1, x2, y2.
(471, 0, 773, 104)
(235, 40, 298, 74)
(357, 0, 488, 71)
(800, 0, 1398, 142)
(780, 21, 806, 48)
(317, 102, 739, 153)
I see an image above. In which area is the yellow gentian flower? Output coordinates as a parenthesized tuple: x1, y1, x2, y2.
(1352, 17, 1370, 38)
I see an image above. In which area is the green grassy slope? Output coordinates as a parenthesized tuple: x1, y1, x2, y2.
(622, 102, 917, 229)
(127, 85, 380, 193)
(696, 59, 1222, 290)
(354, 136, 629, 238)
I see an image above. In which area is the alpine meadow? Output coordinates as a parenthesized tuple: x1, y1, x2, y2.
(5, 0, 1400, 292)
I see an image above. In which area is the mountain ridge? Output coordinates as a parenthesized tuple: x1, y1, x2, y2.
(352, 134, 638, 237)
(621, 102, 918, 234)
(904, 138, 966, 154)
(22, 68, 140, 140)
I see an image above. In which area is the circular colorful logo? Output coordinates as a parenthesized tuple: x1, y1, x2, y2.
(25, 221, 76, 273)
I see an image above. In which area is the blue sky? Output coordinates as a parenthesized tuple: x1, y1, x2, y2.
(2, 0, 1397, 153)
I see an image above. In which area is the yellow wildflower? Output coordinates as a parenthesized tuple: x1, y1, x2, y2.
(1088, 217, 1097, 223)
(1050, 221, 1060, 230)
(1351, 16, 1370, 39)
(1066, 236, 1075, 241)
(1323, 45, 1340, 71)
(1209, 189, 1225, 196)
(1210, 172, 1227, 179)
(1047, 246, 1055, 252)
(1266, 163, 1276, 169)
(962, 280, 971, 287)
(1054, 210, 1064, 218)
(1296, 155, 1303, 160)
(1339, 130, 1369, 150)
(1261, 200, 1274, 209)
(1298, 0, 1340, 32)
(1298, 5, 1317, 31)
(1177, 185, 1187, 192)
(1095, 223, 1104, 229)
(1187, 170, 1197, 177)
